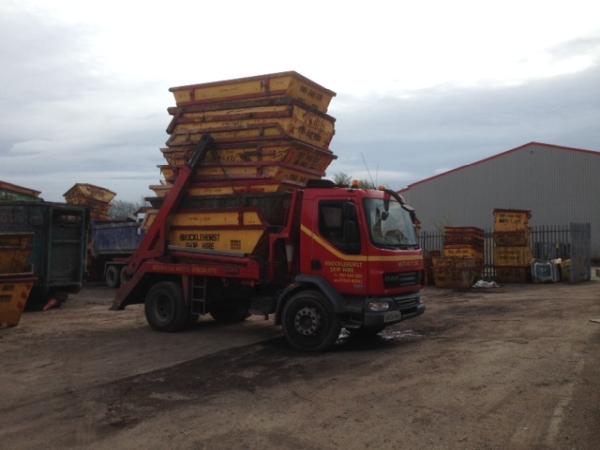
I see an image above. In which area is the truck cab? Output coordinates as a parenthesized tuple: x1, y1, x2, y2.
(276, 187, 424, 350)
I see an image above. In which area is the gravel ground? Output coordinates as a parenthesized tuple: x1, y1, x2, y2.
(1, 282, 599, 449)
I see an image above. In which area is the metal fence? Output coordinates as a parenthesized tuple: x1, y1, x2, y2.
(419, 223, 591, 281)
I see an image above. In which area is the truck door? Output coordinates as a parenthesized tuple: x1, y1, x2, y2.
(302, 198, 368, 296)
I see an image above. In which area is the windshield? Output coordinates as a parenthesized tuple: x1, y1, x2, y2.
(364, 198, 418, 249)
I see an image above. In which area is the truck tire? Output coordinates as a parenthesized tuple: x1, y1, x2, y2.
(282, 290, 341, 352)
(105, 265, 120, 288)
(209, 300, 250, 323)
(119, 266, 131, 286)
(144, 281, 190, 332)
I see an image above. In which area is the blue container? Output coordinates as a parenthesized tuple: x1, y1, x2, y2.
(91, 221, 144, 256)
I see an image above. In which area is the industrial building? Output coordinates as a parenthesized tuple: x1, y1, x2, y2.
(400, 142, 600, 259)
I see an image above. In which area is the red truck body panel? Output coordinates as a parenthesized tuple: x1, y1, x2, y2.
(299, 188, 422, 297)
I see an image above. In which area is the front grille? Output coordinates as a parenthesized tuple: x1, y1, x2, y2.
(394, 296, 420, 311)
(383, 271, 420, 289)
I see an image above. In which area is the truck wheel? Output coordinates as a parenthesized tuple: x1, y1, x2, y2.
(105, 265, 120, 288)
(282, 290, 341, 351)
(209, 300, 250, 323)
(144, 281, 190, 332)
(120, 266, 131, 286)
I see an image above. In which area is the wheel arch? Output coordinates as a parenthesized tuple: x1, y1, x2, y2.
(275, 275, 344, 324)
(119, 273, 182, 308)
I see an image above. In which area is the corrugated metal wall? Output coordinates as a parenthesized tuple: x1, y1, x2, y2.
(402, 144, 600, 258)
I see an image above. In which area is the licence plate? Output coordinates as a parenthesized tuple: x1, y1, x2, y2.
(384, 310, 402, 323)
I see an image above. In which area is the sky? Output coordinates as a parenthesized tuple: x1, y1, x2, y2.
(0, 0, 599, 201)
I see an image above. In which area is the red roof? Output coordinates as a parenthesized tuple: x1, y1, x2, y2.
(399, 141, 600, 193)
(0, 180, 41, 197)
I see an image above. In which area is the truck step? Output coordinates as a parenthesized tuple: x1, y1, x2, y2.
(190, 276, 207, 315)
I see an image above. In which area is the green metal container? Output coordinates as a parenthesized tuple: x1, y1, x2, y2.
(0, 202, 89, 308)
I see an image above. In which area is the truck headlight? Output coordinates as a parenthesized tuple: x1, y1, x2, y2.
(367, 300, 390, 312)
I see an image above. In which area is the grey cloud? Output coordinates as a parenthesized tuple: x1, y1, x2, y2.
(0, 10, 94, 103)
(1, 5, 599, 201)
(550, 35, 600, 59)
(329, 62, 600, 189)
(0, 6, 170, 201)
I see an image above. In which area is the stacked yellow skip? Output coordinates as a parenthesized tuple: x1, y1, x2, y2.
(150, 71, 337, 199)
(433, 227, 484, 289)
(493, 209, 533, 283)
(144, 72, 337, 256)
(0, 233, 35, 327)
(63, 183, 116, 221)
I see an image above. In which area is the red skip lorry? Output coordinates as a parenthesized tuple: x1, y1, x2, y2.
(112, 136, 425, 351)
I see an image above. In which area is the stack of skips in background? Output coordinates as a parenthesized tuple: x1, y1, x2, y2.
(493, 209, 533, 283)
(432, 227, 484, 288)
(423, 250, 440, 286)
(145, 72, 337, 256)
(64, 183, 116, 221)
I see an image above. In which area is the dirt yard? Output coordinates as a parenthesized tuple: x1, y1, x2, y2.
(1, 282, 599, 449)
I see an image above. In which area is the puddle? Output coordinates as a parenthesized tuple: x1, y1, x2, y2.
(336, 328, 425, 347)
(339, 329, 352, 339)
(339, 328, 424, 341)
(379, 329, 424, 341)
